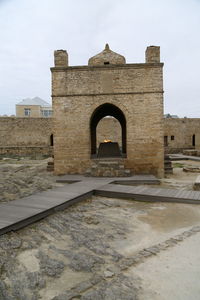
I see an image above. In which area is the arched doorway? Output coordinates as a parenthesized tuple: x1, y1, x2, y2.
(90, 103, 126, 157)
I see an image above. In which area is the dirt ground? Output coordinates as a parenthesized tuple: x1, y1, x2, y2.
(0, 158, 200, 299)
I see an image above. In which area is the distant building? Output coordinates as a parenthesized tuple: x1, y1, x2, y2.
(16, 97, 52, 118)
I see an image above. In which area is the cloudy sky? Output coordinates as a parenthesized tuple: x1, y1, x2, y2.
(0, 0, 200, 117)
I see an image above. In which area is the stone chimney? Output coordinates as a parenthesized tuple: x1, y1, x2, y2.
(145, 46, 160, 63)
(54, 50, 68, 67)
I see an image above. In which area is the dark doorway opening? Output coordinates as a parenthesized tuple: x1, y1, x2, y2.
(192, 134, 195, 147)
(50, 134, 54, 146)
(164, 136, 168, 147)
(90, 103, 126, 158)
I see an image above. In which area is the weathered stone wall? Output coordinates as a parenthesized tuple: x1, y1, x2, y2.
(0, 117, 53, 156)
(164, 118, 200, 153)
(52, 47, 164, 177)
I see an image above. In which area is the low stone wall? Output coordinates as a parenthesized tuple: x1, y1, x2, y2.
(0, 146, 53, 158)
(165, 147, 194, 154)
(182, 149, 200, 156)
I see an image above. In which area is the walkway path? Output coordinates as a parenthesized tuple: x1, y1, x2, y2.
(1, 174, 200, 236)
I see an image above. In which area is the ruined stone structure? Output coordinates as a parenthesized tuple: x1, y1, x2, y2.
(51, 44, 164, 177)
(0, 117, 53, 157)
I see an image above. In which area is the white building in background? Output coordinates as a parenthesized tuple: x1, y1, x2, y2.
(16, 97, 52, 118)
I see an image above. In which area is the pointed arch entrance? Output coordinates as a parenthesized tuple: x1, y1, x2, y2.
(90, 103, 126, 157)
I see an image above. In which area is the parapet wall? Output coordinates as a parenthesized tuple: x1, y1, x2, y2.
(0, 117, 53, 156)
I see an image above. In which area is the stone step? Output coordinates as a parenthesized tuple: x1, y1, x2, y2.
(47, 161, 54, 172)
(164, 155, 173, 174)
(86, 159, 131, 177)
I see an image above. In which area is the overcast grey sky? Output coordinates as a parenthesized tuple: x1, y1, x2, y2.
(0, 0, 200, 117)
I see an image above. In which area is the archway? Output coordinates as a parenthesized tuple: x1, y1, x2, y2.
(90, 103, 126, 157)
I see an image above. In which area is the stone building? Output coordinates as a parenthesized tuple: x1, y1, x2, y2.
(51, 44, 164, 177)
(16, 97, 52, 118)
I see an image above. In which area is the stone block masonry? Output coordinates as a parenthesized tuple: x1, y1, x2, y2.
(0, 117, 53, 157)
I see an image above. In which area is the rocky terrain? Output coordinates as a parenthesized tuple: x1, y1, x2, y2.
(0, 195, 200, 299)
(0, 158, 59, 203)
(1, 157, 200, 299)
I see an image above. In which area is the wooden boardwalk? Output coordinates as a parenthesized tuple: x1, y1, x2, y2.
(0, 174, 200, 236)
(95, 184, 200, 203)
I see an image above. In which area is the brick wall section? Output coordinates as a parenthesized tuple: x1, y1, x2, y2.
(164, 118, 200, 152)
(0, 117, 53, 156)
(52, 46, 164, 177)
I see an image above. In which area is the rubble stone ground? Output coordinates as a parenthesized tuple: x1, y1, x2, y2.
(0, 158, 61, 203)
(1, 157, 200, 299)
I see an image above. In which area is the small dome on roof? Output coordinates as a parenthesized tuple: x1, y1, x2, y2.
(88, 44, 126, 66)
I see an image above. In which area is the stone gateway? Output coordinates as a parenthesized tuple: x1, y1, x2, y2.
(51, 44, 164, 177)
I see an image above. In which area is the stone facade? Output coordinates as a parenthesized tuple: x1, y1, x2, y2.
(164, 118, 200, 153)
(51, 45, 164, 177)
(0, 117, 53, 156)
